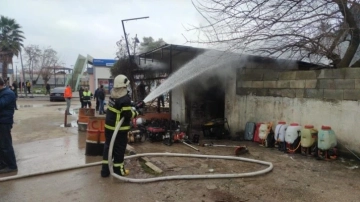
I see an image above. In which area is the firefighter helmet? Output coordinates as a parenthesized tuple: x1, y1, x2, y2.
(114, 74, 130, 88)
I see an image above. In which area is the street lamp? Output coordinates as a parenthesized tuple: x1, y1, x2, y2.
(121, 16, 149, 63)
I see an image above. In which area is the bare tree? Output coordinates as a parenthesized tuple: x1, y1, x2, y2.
(24, 45, 59, 84)
(114, 34, 138, 99)
(116, 34, 137, 59)
(24, 45, 41, 83)
(39, 48, 59, 85)
(190, 0, 360, 68)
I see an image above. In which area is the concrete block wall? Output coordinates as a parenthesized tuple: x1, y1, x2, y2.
(226, 67, 360, 155)
(236, 68, 360, 101)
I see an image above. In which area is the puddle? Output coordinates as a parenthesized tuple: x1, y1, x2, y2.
(60, 120, 78, 128)
(19, 104, 65, 108)
(57, 108, 79, 115)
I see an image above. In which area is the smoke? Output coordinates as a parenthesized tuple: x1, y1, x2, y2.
(138, 59, 168, 70)
(143, 50, 247, 102)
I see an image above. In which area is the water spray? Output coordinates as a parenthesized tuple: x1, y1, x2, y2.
(143, 50, 246, 103)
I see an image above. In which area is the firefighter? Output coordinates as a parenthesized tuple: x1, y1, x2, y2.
(101, 74, 139, 177)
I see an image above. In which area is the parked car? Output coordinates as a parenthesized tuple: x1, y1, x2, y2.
(50, 87, 66, 101)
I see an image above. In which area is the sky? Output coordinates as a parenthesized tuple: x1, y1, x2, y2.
(1, 0, 206, 68)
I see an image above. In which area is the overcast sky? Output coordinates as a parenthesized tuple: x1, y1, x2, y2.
(1, 0, 205, 68)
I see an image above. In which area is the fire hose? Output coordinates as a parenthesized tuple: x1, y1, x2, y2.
(0, 117, 274, 183)
(109, 118, 273, 183)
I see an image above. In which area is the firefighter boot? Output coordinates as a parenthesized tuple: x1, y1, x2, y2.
(101, 163, 110, 178)
(113, 162, 129, 176)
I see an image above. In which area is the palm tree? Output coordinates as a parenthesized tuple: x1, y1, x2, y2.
(0, 16, 25, 82)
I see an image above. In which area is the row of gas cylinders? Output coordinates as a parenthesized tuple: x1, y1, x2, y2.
(248, 122, 337, 154)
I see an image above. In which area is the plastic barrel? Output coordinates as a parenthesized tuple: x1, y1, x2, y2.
(85, 116, 105, 156)
(285, 123, 302, 153)
(318, 126, 337, 150)
(300, 125, 318, 147)
(78, 108, 95, 131)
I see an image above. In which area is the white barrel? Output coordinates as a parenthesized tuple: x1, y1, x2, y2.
(285, 123, 301, 144)
(274, 122, 288, 142)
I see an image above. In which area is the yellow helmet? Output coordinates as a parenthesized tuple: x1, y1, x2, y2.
(114, 74, 130, 88)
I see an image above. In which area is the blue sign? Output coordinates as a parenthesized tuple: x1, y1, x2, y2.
(92, 59, 117, 67)
(108, 79, 114, 93)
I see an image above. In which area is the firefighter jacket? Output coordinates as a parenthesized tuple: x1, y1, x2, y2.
(82, 91, 92, 101)
(105, 95, 138, 132)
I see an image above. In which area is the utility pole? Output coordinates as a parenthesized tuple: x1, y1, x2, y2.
(121, 16, 149, 100)
(20, 50, 27, 98)
(122, 16, 149, 63)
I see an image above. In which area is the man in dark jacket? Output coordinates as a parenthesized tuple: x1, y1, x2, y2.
(0, 77, 18, 173)
(98, 85, 106, 115)
(11, 81, 18, 110)
(79, 87, 84, 108)
(94, 86, 100, 112)
(137, 81, 146, 101)
(45, 83, 51, 95)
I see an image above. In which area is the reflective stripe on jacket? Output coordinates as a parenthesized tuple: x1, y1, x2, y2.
(105, 95, 138, 131)
(82, 91, 91, 101)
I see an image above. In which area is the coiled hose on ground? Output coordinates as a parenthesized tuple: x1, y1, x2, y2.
(0, 118, 273, 182)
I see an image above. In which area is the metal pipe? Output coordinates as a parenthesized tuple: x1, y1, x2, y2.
(182, 141, 200, 151)
(121, 21, 131, 63)
(346, 146, 360, 161)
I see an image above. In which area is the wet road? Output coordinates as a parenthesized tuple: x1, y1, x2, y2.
(2, 100, 360, 202)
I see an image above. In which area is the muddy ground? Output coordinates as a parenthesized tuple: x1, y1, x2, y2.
(1, 98, 359, 202)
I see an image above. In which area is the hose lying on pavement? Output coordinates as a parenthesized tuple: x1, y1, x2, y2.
(0, 118, 273, 183)
(109, 118, 273, 183)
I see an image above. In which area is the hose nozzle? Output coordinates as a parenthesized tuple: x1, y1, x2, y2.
(135, 100, 145, 109)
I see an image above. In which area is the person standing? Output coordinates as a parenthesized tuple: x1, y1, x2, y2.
(137, 81, 146, 101)
(11, 81, 18, 110)
(0, 77, 18, 173)
(82, 87, 92, 108)
(64, 85, 72, 115)
(45, 83, 51, 95)
(79, 87, 84, 108)
(94, 86, 100, 112)
(98, 85, 106, 115)
(26, 80, 31, 94)
(101, 74, 139, 177)
(157, 94, 164, 113)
